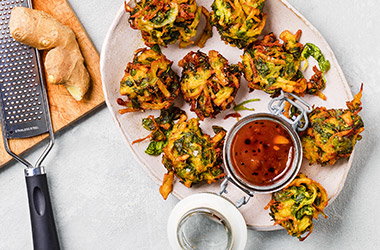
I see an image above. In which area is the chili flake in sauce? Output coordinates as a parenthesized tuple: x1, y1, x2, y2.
(230, 119, 294, 186)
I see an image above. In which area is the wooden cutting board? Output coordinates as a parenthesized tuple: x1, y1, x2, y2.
(0, 0, 104, 168)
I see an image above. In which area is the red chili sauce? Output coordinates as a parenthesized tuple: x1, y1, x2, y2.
(230, 119, 294, 186)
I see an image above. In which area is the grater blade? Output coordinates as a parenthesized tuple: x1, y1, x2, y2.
(0, 0, 52, 140)
(0, 0, 54, 168)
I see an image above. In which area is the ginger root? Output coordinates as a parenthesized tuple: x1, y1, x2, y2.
(9, 7, 90, 101)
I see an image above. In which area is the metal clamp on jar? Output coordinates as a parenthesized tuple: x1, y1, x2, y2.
(167, 92, 312, 250)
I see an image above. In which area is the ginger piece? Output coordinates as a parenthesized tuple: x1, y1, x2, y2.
(9, 7, 90, 101)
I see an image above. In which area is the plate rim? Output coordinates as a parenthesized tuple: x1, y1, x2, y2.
(100, 0, 355, 231)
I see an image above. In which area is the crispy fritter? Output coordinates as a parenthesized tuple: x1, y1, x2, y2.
(241, 30, 330, 98)
(266, 174, 328, 241)
(125, 0, 207, 48)
(162, 114, 226, 191)
(211, 0, 267, 48)
(302, 86, 364, 165)
(134, 106, 186, 156)
(118, 47, 180, 113)
(179, 50, 241, 120)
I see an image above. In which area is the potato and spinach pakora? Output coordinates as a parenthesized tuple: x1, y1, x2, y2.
(241, 30, 330, 98)
(179, 50, 241, 120)
(211, 0, 267, 49)
(125, 0, 210, 48)
(266, 174, 328, 241)
(134, 106, 185, 156)
(302, 87, 364, 165)
(118, 47, 180, 113)
(161, 114, 226, 198)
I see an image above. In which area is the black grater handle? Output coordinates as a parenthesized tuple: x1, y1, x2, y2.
(25, 172, 60, 250)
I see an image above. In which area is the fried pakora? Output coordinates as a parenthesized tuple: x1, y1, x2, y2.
(161, 114, 226, 198)
(241, 30, 330, 98)
(302, 86, 364, 165)
(179, 50, 241, 120)
(134, 106, 186, 156)
(266, 173, 328, 241)
(211, 0, 267, 48)
(125, 0, 210, 48)
(118, 47, 180, 113)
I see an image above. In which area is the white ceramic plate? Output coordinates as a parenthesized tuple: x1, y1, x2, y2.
(100, 0, 354, 230)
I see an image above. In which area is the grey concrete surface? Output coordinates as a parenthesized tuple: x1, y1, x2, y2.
(0, 0, 379, 249)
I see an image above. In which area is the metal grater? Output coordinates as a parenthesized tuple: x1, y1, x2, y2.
(0, 1, 60, 249)
(0, 0, 54, 166)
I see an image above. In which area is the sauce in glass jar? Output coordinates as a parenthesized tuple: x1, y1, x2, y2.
(230, 119, 295, 186)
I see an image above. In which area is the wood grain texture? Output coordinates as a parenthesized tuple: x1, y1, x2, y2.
(0, 0, 104, 167)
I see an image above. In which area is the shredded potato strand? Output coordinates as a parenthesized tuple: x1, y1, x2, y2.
(266, 174, 328, 241)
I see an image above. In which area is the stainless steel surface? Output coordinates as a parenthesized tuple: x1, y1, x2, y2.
(24, 166, 45, 176)
(268, 91, 312, 131)
(223, 113, 303, 194)
(0, 0, 54, 169)
(0, 0, 50, 139)
(218, 178, 251, 208)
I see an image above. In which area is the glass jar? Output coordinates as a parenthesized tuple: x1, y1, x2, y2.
(168, 92, 311, 249)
